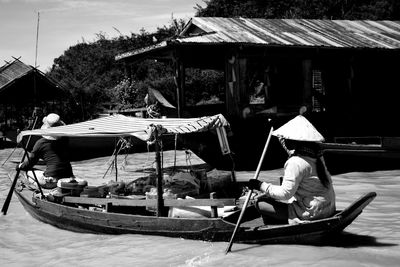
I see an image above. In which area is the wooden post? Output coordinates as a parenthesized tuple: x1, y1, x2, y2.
(154, 127, 164, 217)
(106, 202, 113, 212)
(114, 138, 118, 182)
(225, 51, 241, 118)
(174, 50, 185, 118)
(210, 192, 218, 218)
(178, 60, 185, 117)
(302, 59, 312, 108)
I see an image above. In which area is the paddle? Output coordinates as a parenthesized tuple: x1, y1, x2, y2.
(1, 145, 19, 167)
(1, 150, 28, 215)
(225, 126, 274, 254)
(1, 116, 38, 215)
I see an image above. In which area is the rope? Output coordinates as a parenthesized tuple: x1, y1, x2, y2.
(146, 103, 161, 118)
(102, 137, 132, 179)
(185, 150, 194, 173)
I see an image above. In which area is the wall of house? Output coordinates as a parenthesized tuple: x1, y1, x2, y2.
(225, 47, 400, 141)
(320, 49, 400, 139)
(174, 46, 400, 169)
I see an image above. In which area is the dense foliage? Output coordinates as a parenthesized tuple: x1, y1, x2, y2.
(195, 0, 400, 20)
(46, 0, 400, 121)
(47, 24, 182, 121)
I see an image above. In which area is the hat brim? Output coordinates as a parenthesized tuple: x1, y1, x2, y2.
(272, 115, 324, 142)
(41, 120, 65, 130)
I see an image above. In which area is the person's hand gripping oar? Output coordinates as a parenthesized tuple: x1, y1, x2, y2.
(225, 125, 273, 254)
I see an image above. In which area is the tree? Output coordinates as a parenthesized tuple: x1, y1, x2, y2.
(47, 21, 181, 121)
(195, 0, 400, 20)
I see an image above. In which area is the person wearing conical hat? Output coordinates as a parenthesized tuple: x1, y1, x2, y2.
(17, 113, 74, 189)
(248, 115, 336, 225)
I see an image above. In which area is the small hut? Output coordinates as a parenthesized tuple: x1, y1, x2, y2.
(0, 58, 65, 143)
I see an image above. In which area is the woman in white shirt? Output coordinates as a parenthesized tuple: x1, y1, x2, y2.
(248, 115, 336, 225)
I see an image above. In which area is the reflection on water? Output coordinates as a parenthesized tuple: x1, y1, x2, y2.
(1, 148, 399, 266)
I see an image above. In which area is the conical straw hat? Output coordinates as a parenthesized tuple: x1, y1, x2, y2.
(272, 115, 324, 142)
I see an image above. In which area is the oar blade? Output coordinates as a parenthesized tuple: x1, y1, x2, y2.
(1, 170, 20, 215)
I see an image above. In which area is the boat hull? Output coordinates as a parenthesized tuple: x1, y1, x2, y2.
(14, 187, 376, 244)
(322, 142, 400, 174)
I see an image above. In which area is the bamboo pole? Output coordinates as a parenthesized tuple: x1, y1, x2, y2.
(225, 126, 273, 254)
(154, 127, 164, 217)
(1, 116, 39, 214)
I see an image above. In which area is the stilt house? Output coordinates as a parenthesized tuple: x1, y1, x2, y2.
(0, 58, 65, 143)
(116, 17, 400, 169)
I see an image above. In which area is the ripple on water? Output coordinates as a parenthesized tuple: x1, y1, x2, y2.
(1, 148, 399, 266)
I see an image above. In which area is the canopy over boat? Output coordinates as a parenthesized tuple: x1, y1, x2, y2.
(17, 114, 229, 142)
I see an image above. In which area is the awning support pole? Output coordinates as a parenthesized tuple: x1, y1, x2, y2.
(154, 127, 165, 217)
(114, 138, 118, 182)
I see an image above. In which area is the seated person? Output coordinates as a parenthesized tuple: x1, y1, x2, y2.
(248, 115, 336, 225)
(17, 113, 74, 189)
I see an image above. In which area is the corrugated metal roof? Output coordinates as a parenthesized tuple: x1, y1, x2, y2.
(116, 17, 400, 61)
(178, 17, 400, 49)
(0, 59, 33, 89)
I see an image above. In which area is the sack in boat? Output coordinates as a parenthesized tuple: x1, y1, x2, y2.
(206, 169, 232, 192)
(105, 180, 126, 195)
(125, 176, 152, 195)
(164, 172, 200, 198)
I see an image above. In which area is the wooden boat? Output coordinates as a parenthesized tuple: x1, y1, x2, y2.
(321, 136, 400, 173)
(4, 114, 376, 245)
(13, 177, 376, 244)
(322, 136, 400, 158)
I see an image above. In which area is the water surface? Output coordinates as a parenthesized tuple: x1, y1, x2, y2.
(1, 148, 398, 266)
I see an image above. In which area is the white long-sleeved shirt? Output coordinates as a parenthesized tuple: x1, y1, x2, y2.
(261, 155, 336, 223)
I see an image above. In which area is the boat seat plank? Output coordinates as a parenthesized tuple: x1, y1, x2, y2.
(63, 196, 236, 208)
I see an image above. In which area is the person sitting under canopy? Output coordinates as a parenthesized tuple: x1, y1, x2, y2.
(17, 113, 74, 189)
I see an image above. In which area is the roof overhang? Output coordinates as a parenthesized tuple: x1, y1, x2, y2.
(115, 17, 400, 66)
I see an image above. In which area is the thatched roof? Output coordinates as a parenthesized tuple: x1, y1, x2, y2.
(0, 58, 64, 104)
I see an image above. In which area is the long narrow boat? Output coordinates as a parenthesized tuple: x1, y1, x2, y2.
(321, 137, 400, 173)
(13, 178, 376, 244)
(5, 114, 376, 245)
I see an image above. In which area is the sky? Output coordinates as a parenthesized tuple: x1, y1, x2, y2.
(0, 0, 202, 72)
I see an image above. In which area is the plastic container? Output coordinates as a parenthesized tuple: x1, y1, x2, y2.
(57, 178, 88, 196)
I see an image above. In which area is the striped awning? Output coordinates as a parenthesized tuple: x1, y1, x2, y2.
(17, 114, 229, 142)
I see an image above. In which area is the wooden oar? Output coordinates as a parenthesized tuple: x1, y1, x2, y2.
(225, 126, 274, 254)
(1, 145, 19, 167)
(1, 116, 38, 215)
(1, 150, 28, 215)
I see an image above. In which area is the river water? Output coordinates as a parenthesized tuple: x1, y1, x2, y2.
(0, 148, 399, 266)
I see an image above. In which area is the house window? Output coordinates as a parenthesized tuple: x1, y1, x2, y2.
(312, 69, 326, 112)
